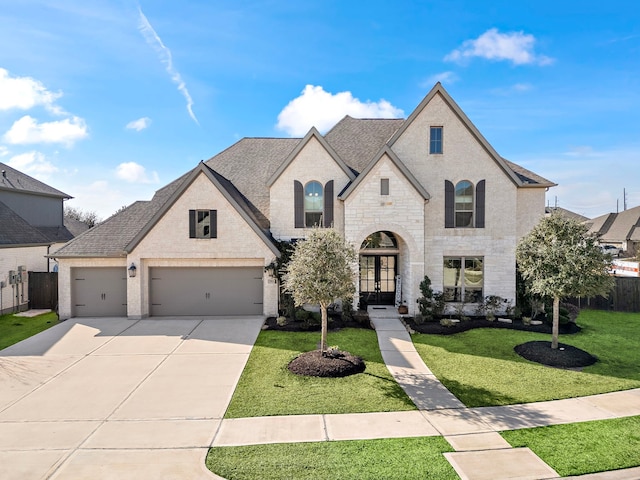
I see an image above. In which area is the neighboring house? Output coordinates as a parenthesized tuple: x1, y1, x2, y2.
(587, 205, 640, 258)
(0, 162, 74, 314)
(51, 83, 555, 320)
(545, 206, 588, 223)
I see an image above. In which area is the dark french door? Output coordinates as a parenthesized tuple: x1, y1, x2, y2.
(359, 255, 396, 305)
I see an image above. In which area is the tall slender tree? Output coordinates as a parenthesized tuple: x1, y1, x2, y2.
(283, 228, 357, 353)
(516, 213, 615, 349)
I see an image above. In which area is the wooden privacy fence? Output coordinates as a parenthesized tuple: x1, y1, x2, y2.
(567, 276, 640, 313)
(28, 271, 58, 311)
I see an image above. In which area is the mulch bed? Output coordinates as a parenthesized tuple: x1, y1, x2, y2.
(405, 317, 581, 335)
(263, 314, 372, 332)
(514, 341, 598, 369)
(288, 349, 366, 377)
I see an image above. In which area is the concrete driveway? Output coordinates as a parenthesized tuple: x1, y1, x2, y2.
(0, 316, 264, 480)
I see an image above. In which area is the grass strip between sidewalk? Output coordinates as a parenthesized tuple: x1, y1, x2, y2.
(501, 415, 640, 476)
(207, 437, 458, 480)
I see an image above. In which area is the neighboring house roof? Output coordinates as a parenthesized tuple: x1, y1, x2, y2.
(63, 216, 91, 237)
(0, 200, 52, 246)
(588, 205, 640, 243)
(545, 207, 589, 223)
(0, 162, 71, 199)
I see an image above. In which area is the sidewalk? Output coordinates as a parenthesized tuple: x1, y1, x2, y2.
(212, 307, 640, 480)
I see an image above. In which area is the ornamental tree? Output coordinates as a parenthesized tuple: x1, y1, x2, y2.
(516, 213, 614, 349)
(283, 228, 357, 353)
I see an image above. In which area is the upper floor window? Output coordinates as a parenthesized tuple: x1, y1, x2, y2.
(304, 181, 323, 227)
(444, 179, 486, 229)
(455, 180, 474, 227)
(294, 180, 334, 228)
(430, 126, 443, 154)
(189, 209, 217, 238)
(380, 178, 390, 196)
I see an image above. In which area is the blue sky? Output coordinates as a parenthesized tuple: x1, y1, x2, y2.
(1, 0, 638, 220)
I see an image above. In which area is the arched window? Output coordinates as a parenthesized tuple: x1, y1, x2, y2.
(455, 180, 474, 227)
(304, 181, 323, 227)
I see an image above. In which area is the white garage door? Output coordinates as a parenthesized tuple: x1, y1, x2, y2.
(72, 267, 127, 317)
(149, 267, 263, 316)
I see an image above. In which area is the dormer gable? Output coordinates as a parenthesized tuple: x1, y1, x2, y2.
(267, 127, 356, 187)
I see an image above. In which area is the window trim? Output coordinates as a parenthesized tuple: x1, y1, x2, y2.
(443, 256, 484, 303)
(429, 126, 443, 154)
(303, 180, 323, 227)
(380, 178, 390, 196)
(189, 209, 217, 239)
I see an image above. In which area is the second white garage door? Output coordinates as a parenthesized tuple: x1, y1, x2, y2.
(149, 267, 263, 316)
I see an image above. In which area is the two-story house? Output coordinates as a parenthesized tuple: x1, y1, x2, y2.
(51, 83, 554, 320)
(0, 162, 74, 314)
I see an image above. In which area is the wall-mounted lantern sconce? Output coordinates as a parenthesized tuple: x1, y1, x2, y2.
(128, 263, 137, 278)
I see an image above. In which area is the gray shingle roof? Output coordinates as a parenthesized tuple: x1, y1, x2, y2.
(52, 100, 555, 257)
(589, 205, 640, 243)
(0, 162, 71, 198)
(325, 116, 405, 174)
(0, 201, 52, 246)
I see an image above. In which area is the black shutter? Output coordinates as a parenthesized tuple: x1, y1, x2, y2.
(444, 180, 454, 228)
(210, 210, 217, 238)
(294, 181, 304, 228)
(324, 180, 334, 227)
(189, 210, 196, 238)
(475, 180, 485, 228)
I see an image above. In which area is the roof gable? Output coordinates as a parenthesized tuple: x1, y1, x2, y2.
(126, 162, 280, 256)
(388, 83, 554, 188)
(339, 145, 430, 201)
(267, 127, 356, 187)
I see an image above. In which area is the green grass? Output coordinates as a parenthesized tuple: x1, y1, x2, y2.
(224, 328, 415, 418)
(501, 416, 640, 476)
(0, 311, 59, 350)
(412, 310, 640, 407)
(207, 437, 458, 480)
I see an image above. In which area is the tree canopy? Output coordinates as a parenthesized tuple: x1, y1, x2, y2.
(516, 213, 614, 348)
(283, 228, 357, 352)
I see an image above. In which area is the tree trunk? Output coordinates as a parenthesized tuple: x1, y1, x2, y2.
(551, 296, 560, 350)
(320, 303, 328, 354)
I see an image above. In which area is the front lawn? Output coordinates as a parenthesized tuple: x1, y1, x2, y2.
(224, 328, 415, 418)
(0, 311, 59, 350)
(501, 416, 640, 476)
(207, 437, 458, 480)
(412, 310, 640, 407)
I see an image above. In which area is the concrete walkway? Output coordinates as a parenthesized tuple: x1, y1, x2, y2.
(0, 316, 265, 480)
(213, 307, 640, 480)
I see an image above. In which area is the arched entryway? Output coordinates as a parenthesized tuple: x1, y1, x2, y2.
(359, 231, 399, 305)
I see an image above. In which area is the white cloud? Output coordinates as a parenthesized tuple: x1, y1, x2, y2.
(276, 85, 404, 137)
(445, 28, 553, 66)
(126, 117, 152, 131)
(0, 146, 9, 157)
(422, 71, 458, 87)
(115, 161, 159, 184)
(3, 115, 88, 146)
(137, 7, 199, 125)
(7, 151, 58, 179)
(0, 68, 63, 114)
